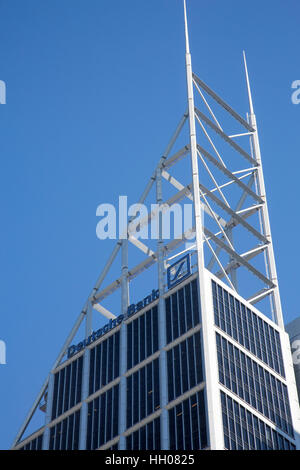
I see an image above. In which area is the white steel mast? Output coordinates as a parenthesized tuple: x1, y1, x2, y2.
(243, 51, 284, 328)
(183, 0, 223, 449)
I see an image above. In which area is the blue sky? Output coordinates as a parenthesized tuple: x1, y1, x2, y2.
(0, 0, 299, 450)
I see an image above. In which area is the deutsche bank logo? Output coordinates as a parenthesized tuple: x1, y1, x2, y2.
(167, 254, 191, 289)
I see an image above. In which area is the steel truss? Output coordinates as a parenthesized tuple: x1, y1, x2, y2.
(12, 0, 284, 447)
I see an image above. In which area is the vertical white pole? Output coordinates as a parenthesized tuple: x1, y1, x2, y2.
(183, 0, 223, 449)
(121, 238, 129, 316)
(79, 349, 90, 450)
(156, 167, 169, 450)
(119, 238, 129, 449)
(227, 229, 238, 290)
(42, 373, 55, 450)
(243, 52, 284, 328)
(79, 302, 92, 449)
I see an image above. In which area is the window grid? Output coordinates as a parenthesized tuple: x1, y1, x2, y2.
(212, 281, 285, 378)
(126, 358, 160, 429)
(167, 331, 203, 402)
(86, 384, 119, 450)
(127, 306, 159, 370)
(216, 333, 294, 437)
(168, 390, 207, 450)
(89, 331, 120, 396)
(49, 410, 81, 450)
(220, 391, 296, 451)
(166, 279, 200, 345)
(126, 417, 161, 450)
(51, 356, 83, 420)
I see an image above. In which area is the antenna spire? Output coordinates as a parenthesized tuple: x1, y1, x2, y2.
(243, 51, 254, 115)
(183, 0, 190, 54)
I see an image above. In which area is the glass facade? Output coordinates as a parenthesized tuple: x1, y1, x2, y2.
(51, 355, 83, 420)
(220, 391, 296, 450)
(126, 417, 161, 450)
(168, 390, 207, 450)
(127, 306, 158, 370)
(86, 384, 119, 450)
(15, 277, 207, 451)
(216, 333, 294, 437)
(16, 276, 298, 451)
(166, 279, 200, 344)
(167, 331, 203, 402)
(212, 281, 285, 377)
(126, 358, 160, 429)
(89, 331, 120, 396)
(49, 410, 81, 450)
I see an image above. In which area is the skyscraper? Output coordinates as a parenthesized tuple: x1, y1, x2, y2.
(12, 1, 300, 451)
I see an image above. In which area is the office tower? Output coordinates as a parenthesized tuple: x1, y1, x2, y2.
(12, 1, 300, 450)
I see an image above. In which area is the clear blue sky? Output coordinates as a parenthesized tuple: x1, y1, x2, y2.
(0, 0, 299, 450)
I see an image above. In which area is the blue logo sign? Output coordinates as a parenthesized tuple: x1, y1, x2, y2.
(67, 289, 160, 359)
(167, 254, 191, 289)
(67, 315, 124, 359)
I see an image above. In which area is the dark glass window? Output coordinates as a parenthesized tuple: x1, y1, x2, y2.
(51, 355, 83, 420)
(139, 315, 146, 363)
(134, 319, 139, 365)
(165, 279, 200, 344)
(86, 384, 119, 450)
(166, 296, 172, 344)
(89, 331, 120, 396)
(127, 306, 159, 370)
(220, 391, 296, 451)
(168, 390, 207, 450)
(167, 331, 203, 402)
(216, 332, 294, 438)
(152, 307, 159, 353)
(126, 359, 160, 429)
(49, 410, 81, 450)
(126, 418, 161, 450)
(212, 280, 285, 378)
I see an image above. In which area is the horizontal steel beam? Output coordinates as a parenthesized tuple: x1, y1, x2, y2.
(92, 226, 196, 304)
(93, 303, 116, 319)
(162, 145, 190, 169)
(129, 235, 155, 258)
(247, 288, 275, 305)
